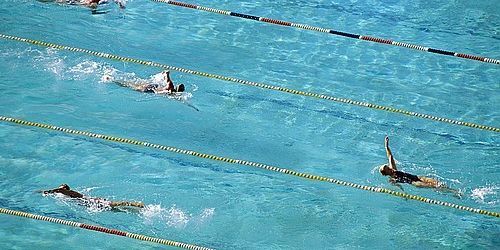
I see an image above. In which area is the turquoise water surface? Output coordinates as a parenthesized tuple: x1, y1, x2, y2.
(0, 0, 499, 249)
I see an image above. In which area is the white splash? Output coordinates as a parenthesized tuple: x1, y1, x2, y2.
(200, 208, 215, 219)
(68, 60, 105, 80)
(165, 205, 191, 228)
(151, 72, 165, 84)
(139, 204, 215, 228)
(471, 186, 498, 205)
(80, 186, 103, 193)
(140, 204, 166, 224)
(29, 48, 67, 77)
(191, 84, 199, 92)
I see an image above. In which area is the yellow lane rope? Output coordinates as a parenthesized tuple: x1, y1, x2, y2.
(0, 33, 498, 133)
(1, 116, 498, 218)
(0, 207, 214, 249)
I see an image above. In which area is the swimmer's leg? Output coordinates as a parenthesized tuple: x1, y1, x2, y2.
(111, 80, 143, 90)
(110, 201, 145, 208)
(436, 185, 462, 198)
(413, 177, 440, 188)
(415, 177, 462, 198)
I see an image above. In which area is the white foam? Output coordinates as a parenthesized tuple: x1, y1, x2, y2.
(191, 84, 199, 92)
(68, 60, 104, 80)
(139, 204, 214, 228)
(165, 205, 191, 228)
(471, 186, 498, 205)
(150, 72, 165, 84)
(140, 204, 165, 224)
(200, 208, 215, 219)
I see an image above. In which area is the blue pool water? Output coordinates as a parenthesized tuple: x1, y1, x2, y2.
(0, 0, 499, 249)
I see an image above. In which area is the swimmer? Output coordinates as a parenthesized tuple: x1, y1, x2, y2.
(110, 71, 185, 95)
(84, 0, 126, 9)
(379, 136, 459, 195)
(44, 0, 125, 9)
(41, 184, 144, 210)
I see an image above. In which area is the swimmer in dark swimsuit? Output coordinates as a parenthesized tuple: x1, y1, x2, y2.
(153, 71, 185, 94)
(379, 136, 445, 189)
(109, 71, 185, 95)
(41, 184, 144, 210)
(83, 0, 126, 9)
(43, 0, 125, 9)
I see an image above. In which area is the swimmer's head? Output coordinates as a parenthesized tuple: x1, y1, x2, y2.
(58, 184, 70, 190)
(379, 164, 392, 176)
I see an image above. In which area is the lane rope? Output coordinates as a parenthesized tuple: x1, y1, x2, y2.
(0, 33, 498, 133)
(152, 0, 500, 65)
(1, 116, 498, 218)
(0, 207, 213, 250)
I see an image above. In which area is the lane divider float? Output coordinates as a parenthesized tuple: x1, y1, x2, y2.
(0, 207, 213, 250)
(1, 116, 498, 218)
(152, 0, 500, 65)
(0, 33, 498, 133)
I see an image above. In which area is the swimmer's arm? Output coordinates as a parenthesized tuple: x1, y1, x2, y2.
(164, 72, 175, 90)
(385, 136, 397, 170)
(113, 0, 126, 8)
(389, 178, 405, 192)
(153, 88, 172, 95)
(112, 81, 145, 91)
(112, 80, 133, 88)
(40, 188, 59, 194)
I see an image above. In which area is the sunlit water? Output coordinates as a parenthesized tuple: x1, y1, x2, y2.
(0, 0, 499, 249)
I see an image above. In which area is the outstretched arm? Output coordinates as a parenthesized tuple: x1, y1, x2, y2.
(112, 80, 149, 92)
(41, 189, 58, 194)
(165, 72, 175, 91)
(385, 136, 397, 170)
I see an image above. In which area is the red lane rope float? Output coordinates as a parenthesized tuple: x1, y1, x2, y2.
(152, 0, 500, 65)
(1, 116, 499, 219)
(0, 33, 498, 133)
(0, 208, 214, 250)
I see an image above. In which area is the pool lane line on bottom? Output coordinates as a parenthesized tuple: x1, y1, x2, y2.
(0, 33, 498, 133)
(1, 116, 498, 218)
(0, 207, 213, 250)
(152, 0, 500, 65)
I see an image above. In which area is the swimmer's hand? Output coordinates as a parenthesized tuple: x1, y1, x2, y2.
(37, 190, 52, 196)
(389, 179, 405, 192)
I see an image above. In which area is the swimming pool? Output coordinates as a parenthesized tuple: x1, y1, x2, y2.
(0, 0, 499, 248)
